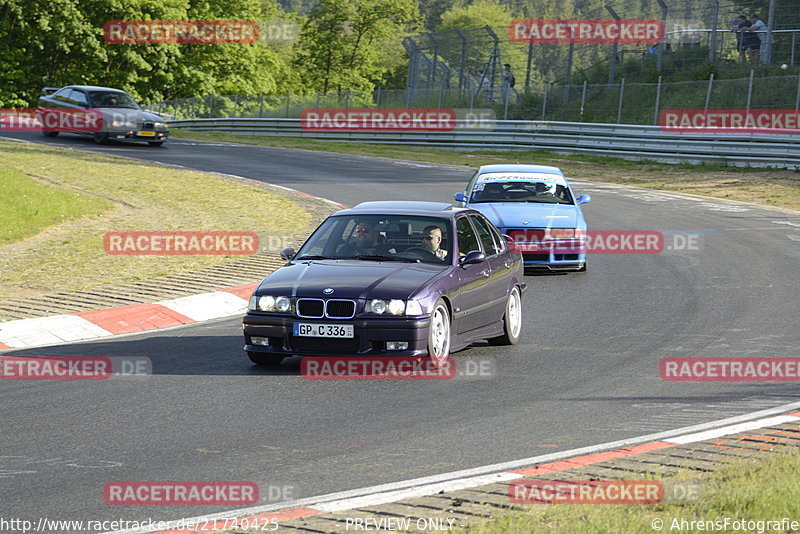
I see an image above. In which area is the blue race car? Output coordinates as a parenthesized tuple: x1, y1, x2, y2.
(454, 164, 591, 272)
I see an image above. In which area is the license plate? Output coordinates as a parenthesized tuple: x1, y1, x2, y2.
(138, 130, 156, 137)
(293, 323, 354, 338)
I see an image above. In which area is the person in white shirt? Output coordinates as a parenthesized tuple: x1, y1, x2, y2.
(747, 14, 767, 64)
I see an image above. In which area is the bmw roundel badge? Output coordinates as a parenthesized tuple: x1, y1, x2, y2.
(323, 288, 334, 295)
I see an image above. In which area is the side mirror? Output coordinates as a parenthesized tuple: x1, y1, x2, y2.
(460, 250, 486, 266)
(280, 247, 296, 260)
(454, 192, 467, 203)
(576, 194, 591, 205)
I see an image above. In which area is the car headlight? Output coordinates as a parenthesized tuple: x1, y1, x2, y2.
(153, 122, 168, 129)
(249, 295, 291, 312)
(364, 299, 421, 316)
(111, 120, 134, 128)
(275, 296, 292, 312)
(405, 300, 423, 315)
(366, 299, 387, 314)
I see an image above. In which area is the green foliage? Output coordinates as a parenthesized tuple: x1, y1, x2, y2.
(0, 0, 285, 106)
(438, 0, 513, 31)
(419, 0, 459, 31)
(292, 0, 418, 93)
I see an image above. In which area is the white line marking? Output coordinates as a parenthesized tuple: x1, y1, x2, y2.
(664, 415, 799, 444)
(313, 472, 522, 512)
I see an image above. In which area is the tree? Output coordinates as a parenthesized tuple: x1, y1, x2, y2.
(0, 0, 287, 106)
(437, 0, 513, 31)
(292, 0, 418, 93)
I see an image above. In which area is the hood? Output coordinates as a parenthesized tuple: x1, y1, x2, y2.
(98, 108, 165, 124)
(470, 202, 580, 229)
(257, 260, 446, 300)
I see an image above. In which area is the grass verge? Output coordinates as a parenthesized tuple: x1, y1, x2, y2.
(0, 139, 310, 300)
(172, 130, 800, 211)
(0, 165, 111, 246)
(470, 448, 800, 533)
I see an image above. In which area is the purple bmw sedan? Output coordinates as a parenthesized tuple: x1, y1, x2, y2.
(243, 201, 525, 366)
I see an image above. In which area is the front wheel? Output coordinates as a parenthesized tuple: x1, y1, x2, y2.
(427, 299, 451, 366)
(43, 131, 59, 137)
(94, 132, 109, 144)
(488, 286, 522, 346)
(148, 141, 164, 147)
(247, 351, 284, 366)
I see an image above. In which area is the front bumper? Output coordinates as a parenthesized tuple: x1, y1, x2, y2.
(106, 129, 169, 142)
(504, 228, 586, 271)
(243, 313, 431, 357)
(520, 251, 585, 271)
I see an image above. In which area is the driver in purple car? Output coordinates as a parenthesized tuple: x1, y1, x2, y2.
(421, 225, 448, 260)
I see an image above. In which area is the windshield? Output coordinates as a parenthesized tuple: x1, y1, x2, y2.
(295, 215, 452, 265)
(470, 173, 574, 205)
(88, 91, 139, 109)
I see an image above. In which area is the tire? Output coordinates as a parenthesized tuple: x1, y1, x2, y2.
(577, 259, 587, 272)
(43, 131, 59, 137)
(427, 299, 451, 366)
(247, 351, 284, 366)
(148, 141, 164, 147)
(488, 286, 522, 346)
(94, 132, 109, 144)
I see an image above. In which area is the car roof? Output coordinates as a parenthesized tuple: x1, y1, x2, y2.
(333, 201, 468, 218)
(477, 163, 564, 176)
(61, 86, 129, 93)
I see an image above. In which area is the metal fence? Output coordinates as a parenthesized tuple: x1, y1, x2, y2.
(166, 118, 800, 169)
(154, 72, 800, 124)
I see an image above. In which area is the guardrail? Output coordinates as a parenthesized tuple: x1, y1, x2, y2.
(168, 118, 800, 169)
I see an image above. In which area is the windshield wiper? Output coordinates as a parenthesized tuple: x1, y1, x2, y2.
(351, 255, 419, 263)
(295, 255, 332, 260)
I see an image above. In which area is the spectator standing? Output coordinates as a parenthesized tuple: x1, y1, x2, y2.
(501, 63, 515, 103)
(732, 15, 747, 62)
(749, 14, 769, 64)
(739, 17, 760, 64)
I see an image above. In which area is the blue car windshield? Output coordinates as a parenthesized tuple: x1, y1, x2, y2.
(295, 215, 452, 265)
(471, 180, 573, 205)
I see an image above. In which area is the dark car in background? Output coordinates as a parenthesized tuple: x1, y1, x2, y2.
(37, 85, 169, 146)
(243, 201, 526, 366)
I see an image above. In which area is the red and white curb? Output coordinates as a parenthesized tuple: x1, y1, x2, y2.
(105, 402, 800, 534)
(0, 283, 258, 350)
